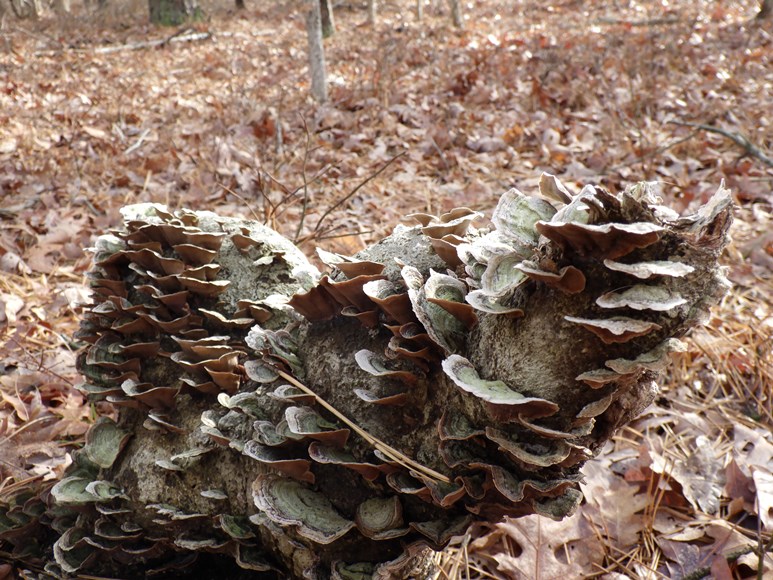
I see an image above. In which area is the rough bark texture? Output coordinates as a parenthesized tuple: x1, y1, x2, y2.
(758, 0, 772, 19)
(319, 0, 335, 38)
(0, 178, 732, 579)
(148, 0, 197, 26)
(307, 0, 328, 104)
(449, 0, 462, 28)
(367, 0, 376, 25)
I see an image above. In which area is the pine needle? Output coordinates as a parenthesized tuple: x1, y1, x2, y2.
(276, 370, 452, 484)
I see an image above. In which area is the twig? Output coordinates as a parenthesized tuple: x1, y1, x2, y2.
(295, 116, 313, 242)
(158, 27, 197, 48)
(274, 95, 285, 162)
(668, 120, 773, 168)
(313, 151, 406, 234)
(609, 131, 699, 172)
(272, 164, 333, 222)
(317, 229, 374, 241)
(253, 172, 279, 223)
(594, 16, 682, 26)
(758, 516, 773, 580)
(11, 25, 65, 50)
(123, 128, 151, 155)
(217, 182, 261, 222)
(276, 370, 451, 484)
(680, 546, 757, 580)
(429, 137, 449, 171)
(36, 30, 212, 56)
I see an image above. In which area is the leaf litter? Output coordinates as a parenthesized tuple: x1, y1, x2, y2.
(1, 0, 772, 577)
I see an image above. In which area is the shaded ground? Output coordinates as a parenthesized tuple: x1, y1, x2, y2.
(1, 0, 772, 577)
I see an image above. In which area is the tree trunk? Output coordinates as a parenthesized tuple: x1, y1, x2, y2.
(235, 0, 245, 10)
(416, 0, 423, 21)
(307, 0, 328, 103)
(0, 179, 732, 579)
(51, 0, 71, 15)
(9, 0, 38, 20)
(758, 0, 772, 19)
(319, 0, 335, 38)
(449, 0, 462, 27)
(367, 0, 376, 25)
(148, 0, 198, 26)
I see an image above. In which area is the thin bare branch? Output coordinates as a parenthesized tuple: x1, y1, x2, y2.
(669, 120, 773, 168)
(217, 181, 262, 222)
(313, 151, 406, 234)
(295, 116, 313, 242)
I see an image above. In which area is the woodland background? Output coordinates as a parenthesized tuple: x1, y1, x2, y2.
(1, 0, 772, 578)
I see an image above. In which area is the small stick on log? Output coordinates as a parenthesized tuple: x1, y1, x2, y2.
(669, 120, 773, 168)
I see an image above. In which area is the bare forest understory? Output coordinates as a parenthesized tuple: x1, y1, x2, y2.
(1, 0, 772, 578)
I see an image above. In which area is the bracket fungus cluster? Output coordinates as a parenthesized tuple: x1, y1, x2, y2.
(0, 176, 732, 579)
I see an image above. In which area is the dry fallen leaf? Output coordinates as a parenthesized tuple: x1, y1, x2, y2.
(491, 513, 605, 580)
(657, 537, 702, 578)
(581, 458, 649, 546)
(650, 435, 724, 514)
(752, 468, 773, 530)
(709, 555, 734, 580)
(1, 2, 772, 577)
(734, 425, 773, 473)
(0, 293, 25, 325)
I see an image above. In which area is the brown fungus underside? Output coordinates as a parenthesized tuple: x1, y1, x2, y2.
(0, 178, 732, 579)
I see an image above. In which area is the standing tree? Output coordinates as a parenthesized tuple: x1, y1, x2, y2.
(51, 0, 71, 15)
(148, 0, 198, 25)
(0, 177, 732, 578)
(758, 0, 772, 19)
(319, 0, 335, 38)
(367, 0, 376, 25)
(307, 0, 328, 103)
(449, 0, 462, 27)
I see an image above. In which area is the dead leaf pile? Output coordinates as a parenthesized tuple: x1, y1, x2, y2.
(1, 0, 771, 576)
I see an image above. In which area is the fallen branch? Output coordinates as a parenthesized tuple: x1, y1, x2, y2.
(95, 30, 211, 54)
(123, 128, 151, 156)
(594, 16, 682, 27)
(11, 25, 65, 50)
(669, 120, 773, 168)
(609, 131, 699, 172)
(35, 30, 212, 56)
(0, 178, 733, 578)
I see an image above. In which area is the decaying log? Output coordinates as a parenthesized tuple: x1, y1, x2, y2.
(0, 175, 732, 579)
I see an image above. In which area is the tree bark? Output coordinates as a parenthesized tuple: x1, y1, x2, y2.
(8, 0, 38, 20)
(758, 0, 772, 19)
(148, 0, 198, 25)
(307, 0, 328, 103)
(449, 0, 462, 28)
(319, 0, 335, 38)
(51, 0, 71, 15)
(0, 180, 732, 579)
(367, 0, 376, 25)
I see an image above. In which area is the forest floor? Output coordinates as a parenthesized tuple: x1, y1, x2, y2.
(1, 0, 772, 577)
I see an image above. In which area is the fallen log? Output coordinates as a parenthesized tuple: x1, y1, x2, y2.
(0, 175, 732, 579)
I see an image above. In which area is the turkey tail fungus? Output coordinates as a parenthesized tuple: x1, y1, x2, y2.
(0, 176, 732, 579)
